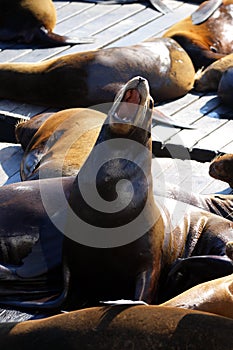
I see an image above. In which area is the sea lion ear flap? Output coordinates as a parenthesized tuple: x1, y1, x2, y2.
(191, 0, 222, 25)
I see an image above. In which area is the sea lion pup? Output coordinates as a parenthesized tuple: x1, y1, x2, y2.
(0, 38, 195, 107)
(163, 0, 233, 70)
(0, 0, 94, 46)
(0, 306, 232, 350)
(209, 153, 233, 188)
(194, 53, 233, 91)
(18, 108, 106, 180)
(162, 273, 233, 320)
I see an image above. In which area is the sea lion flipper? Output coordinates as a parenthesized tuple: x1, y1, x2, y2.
(191, 0, 223, 25)
(38, 29, 95, 46)
(152, 109, 195, 129)
(148, 0, 172, 14)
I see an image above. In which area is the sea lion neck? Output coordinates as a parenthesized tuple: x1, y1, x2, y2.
(68, 76, 154, 229)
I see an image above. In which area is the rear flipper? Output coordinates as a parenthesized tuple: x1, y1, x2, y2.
(37, 28, 95, 46)
(162, 255, 233, 301)
(0, 261, 70, 311)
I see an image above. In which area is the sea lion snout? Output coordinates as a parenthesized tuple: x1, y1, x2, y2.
(109, 76, 153, 135)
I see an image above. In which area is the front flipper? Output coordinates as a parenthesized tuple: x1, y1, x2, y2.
(162, 255, 233, 301)
(191, 0, 222, 25)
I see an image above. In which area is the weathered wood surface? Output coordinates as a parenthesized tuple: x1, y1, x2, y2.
(0, 0, 232, 194)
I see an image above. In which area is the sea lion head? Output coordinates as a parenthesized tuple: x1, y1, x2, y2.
(209, 153, 233, 188)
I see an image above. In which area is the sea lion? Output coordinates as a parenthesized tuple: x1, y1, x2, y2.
(18, 108, 105, 180)
(0, 306, 232, 349)
(209, 153, 233, 188)
(0, 0, 94, 46)
(163, 0, 233, 70)
(0, 77, 233, 314)
(0, 38, 195, 108)
(15, 107, 194, 181)
(162, 273, 233, 320)
(194, 53, 233, 91)
(217, 66, 233, 107)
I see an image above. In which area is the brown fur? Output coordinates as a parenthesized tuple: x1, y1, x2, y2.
(163, 0, 233, 70)
(0, 306, 232, 349)
(209, 153, 233, 188)
(194, 53, 233, 91)
(0, 38, 195, 107)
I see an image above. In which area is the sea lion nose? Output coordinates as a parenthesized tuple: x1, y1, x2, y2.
(138, 77, 146, 84)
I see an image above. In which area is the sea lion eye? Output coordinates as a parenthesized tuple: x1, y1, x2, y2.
(210, 46, 218, 53)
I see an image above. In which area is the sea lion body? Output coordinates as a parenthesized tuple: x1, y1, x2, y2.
(18, 108, 105, 180)
(162, 273, 233, 320)
(163, 0, 233, 69)
(194, 53, 233, 91)
(0, 0, 93, 45)
(0, 38, 195, 107)
(0, 306, 232, 350)
(209, 153, 233, 188)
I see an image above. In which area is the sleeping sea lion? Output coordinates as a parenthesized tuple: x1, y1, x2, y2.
(209, 153, 233, 188)
(0, 305, 232, 349)
(0, 77, 233, 314)
(15, 107, 194, 181)
(18, 108, 105, 180)
(163, 0, 233, 70)
(194, 53, 233, 91)
(0, 38, 195, 107)
(162, 273, 233, 320)
(0, 0, 94, 46)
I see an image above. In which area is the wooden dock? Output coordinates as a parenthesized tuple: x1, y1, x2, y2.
(0, 0, 232, 194)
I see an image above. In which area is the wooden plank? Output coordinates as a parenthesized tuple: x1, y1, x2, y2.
(70, 3, 146, 37)
(106, 1, 196, 46)
(195, 120, 233, 152)
(168, 117, 228, 150)
(55, 1, 95, 22)
(54, 5, 161, 55)
(55, 4, 120, 33)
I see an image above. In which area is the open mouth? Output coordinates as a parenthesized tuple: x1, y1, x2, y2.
(114, 88, 141, 124)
